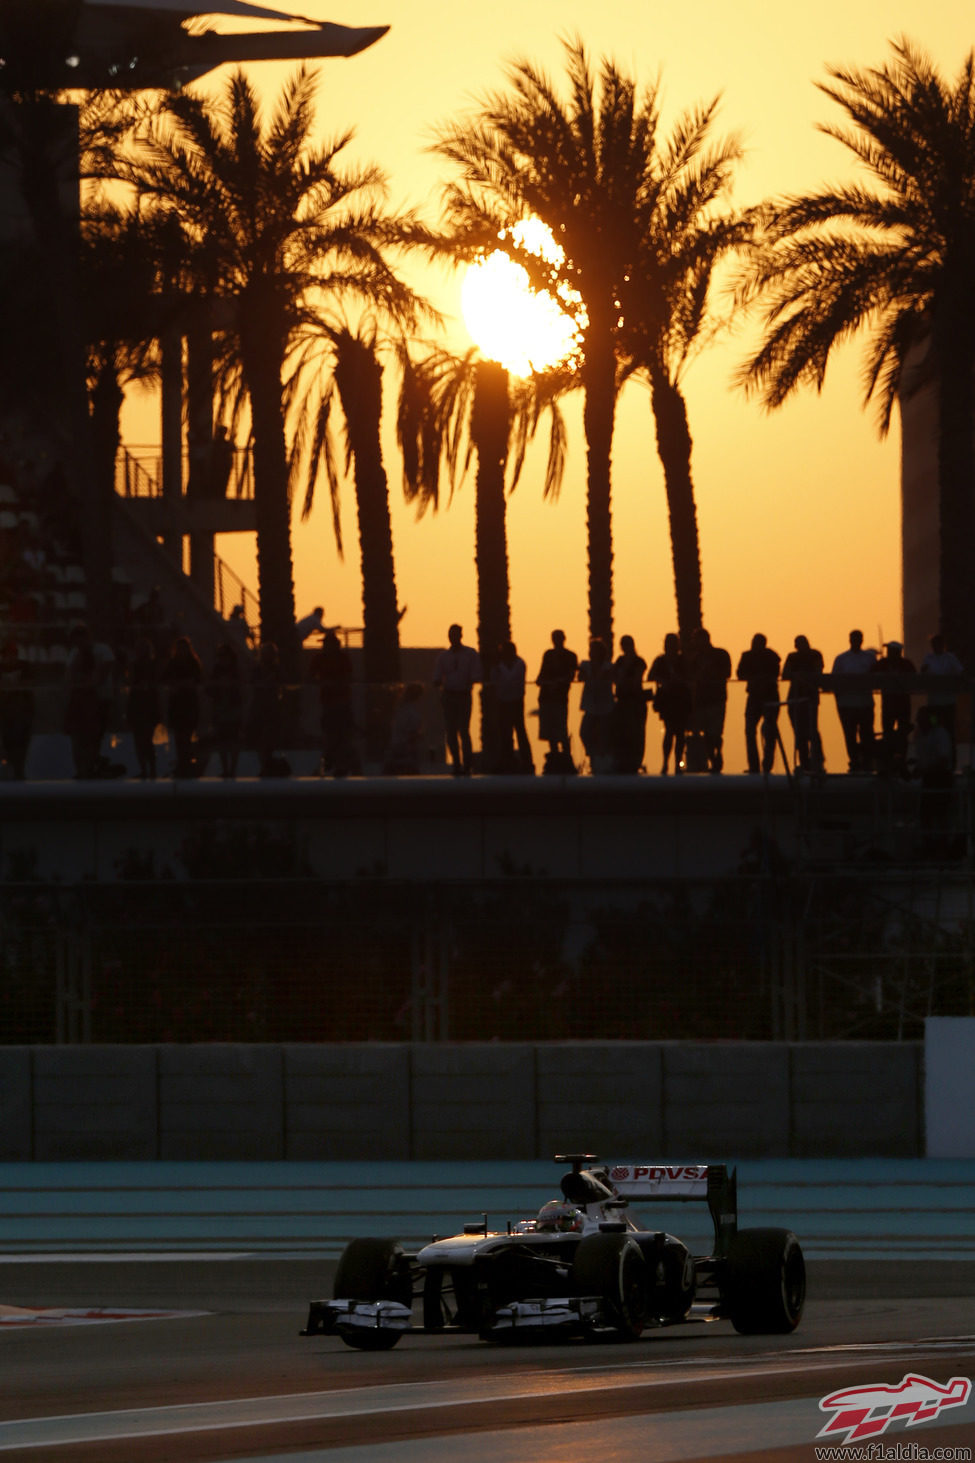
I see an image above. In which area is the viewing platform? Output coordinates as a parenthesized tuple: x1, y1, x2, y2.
(0, 769, 969, 886)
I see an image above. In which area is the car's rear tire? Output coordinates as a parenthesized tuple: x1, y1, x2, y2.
(572, 1232, 648, 1339)
(332, 1237, 411, 1350)
(723, 1227, 805, 1334)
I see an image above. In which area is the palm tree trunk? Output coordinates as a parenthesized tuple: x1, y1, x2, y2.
(471, 359, 511, 768)
(241, 313, 298, 679)
(334, 337, 401, 687)
(471, 360, 512, 661)
(649, 364, 703, 648)
(582, 330, 617, 652)
(89, 359, 123, 542)
(935, 335, 975, 671)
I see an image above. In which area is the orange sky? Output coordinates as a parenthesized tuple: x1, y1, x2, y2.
(127, 1, 974, 685)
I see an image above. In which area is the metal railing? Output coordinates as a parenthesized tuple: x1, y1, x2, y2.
(114, 444, 254, 500)
(214, 554, 259, 633)
(113, 444, 260, 640)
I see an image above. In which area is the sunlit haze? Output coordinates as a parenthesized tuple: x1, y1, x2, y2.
(461, 219, 585, 376)
(123, 0, 973, 740)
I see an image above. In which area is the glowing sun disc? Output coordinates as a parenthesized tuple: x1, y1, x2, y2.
(461, 221, 583, 377)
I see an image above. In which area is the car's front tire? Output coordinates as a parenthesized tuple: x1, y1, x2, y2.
(332, 1237, 411, 1350)
(722, 1227, 805, 1334)
(572, 1232, 648, 1340)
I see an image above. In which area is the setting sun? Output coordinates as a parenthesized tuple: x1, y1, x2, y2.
(460, 217, 586, 377)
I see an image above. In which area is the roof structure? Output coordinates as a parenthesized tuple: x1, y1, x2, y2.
(0, 0, 388, 90)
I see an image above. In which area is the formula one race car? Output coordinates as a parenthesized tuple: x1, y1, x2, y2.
(301, 1155, 805, 1350)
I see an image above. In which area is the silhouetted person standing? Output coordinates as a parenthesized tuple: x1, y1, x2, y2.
(312, 630, 355, 777)
(686, 627, 732, 774)
(64, 624, 102, 779)
(535, 629, 578, 773)
(578, 638, 615, 772)
(208, 641, 244, 779)
(873, 640, 915, 773)
(831, 629, 876, 773)
(251, 640, 285, 778)
(648, 633, 691, 774)
(782, 634, 824, 773)
(384, 682, 424, 774)
(126, 637, 161, 780)
(432, 624, 481, 776)
(921, 633, 964, 768)
(492, 640, 534, 773)
(162, 636, 204, 778)
(612, 634, 648, 773)
(737, 633, 781, 775)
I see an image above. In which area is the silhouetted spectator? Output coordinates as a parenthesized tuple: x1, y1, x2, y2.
(162, 635, 203, 778)
(915, 703, 954, 789)
(737, 633, 781, 775)
(312, 630, 355, 777)
(578, 637, 615, 772)
(295, 605, 325, 643)
(133, 585, 167, 656)
(0, 637, 32, 779)
(383, 682, 424, 774)
(492, 640, 534, 774)
(612, 634, 648, 773)
(921, 633, 964, 767)
(873, 640, 916, 774)
(126, 637, 161, 780)
(250, 640, 286, 777)
(648, 633, 692, 775)
(209, 641, 244, 779)
(685, 627, 732, 774)
(94, 634, 118, 756)
(782, 634, 824, 773)
(188, 424, 234, 500)
(432, 623, 481, 777)
(831, 629, 876, 773)
(225, 602, 254, 653)
(64, 624, 107, 779)
(535, 629, 578, 773)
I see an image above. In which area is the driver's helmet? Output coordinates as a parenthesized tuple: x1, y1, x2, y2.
(536, 1199, 584, 1232)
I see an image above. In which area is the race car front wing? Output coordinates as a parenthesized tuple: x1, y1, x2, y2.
(302, 1292, 725, 1342)
(301, 1298, 412, 1340)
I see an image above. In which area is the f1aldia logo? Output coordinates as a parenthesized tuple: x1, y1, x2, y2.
(818, 1373, 971, 1443)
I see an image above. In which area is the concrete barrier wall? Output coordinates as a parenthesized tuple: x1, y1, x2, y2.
(925, 1016, 975, 1157)
(0, 776, 908, 886)
(0, 1042, 923, 1161)
(32, 1046, 159, 1162)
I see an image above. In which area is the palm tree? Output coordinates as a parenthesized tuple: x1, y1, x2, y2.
(398, 343, 567, 763)
(291, 321, 408, 688)
(737, 40, 975, 670)
(433, 39, 743, 652)
(128, 65, 427, 675)
(399, 345, 567, 661)
(81, 202, 163, 512)
(614, 102, 749, 646)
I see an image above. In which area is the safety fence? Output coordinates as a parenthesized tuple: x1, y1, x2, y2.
(1, 872, 973, 1046)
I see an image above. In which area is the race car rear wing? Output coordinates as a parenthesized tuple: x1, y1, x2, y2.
(607, 1163, 738, 1255)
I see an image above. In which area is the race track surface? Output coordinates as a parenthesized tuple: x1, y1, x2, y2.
(1, 1258, 974, 1462)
